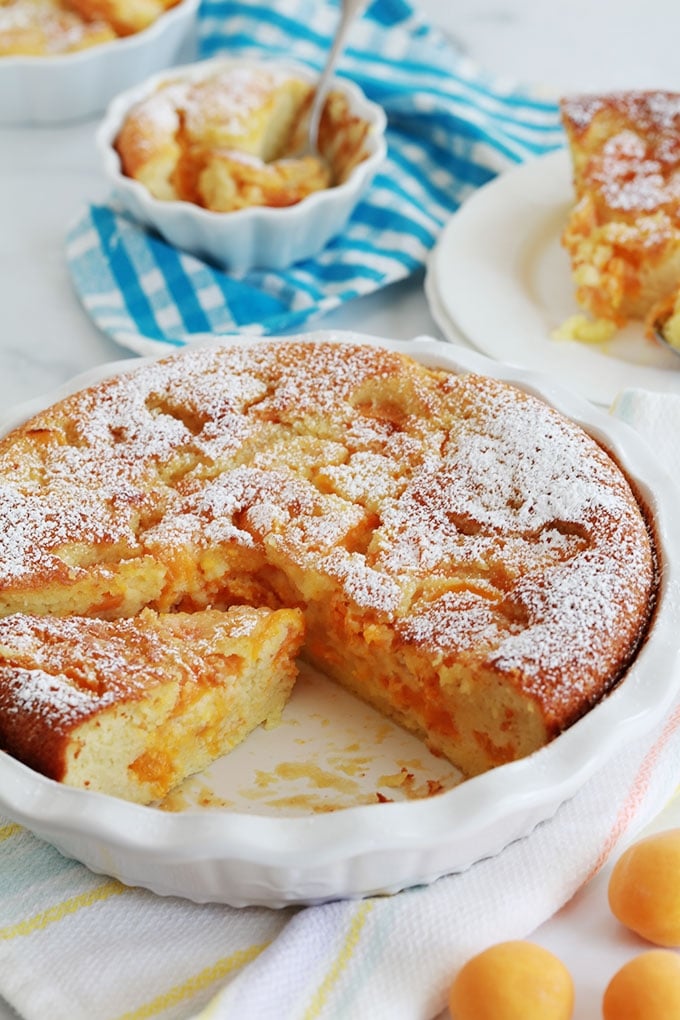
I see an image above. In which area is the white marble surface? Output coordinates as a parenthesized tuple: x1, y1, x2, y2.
(431, 0, 680, 94)
(1, 2, 679, 1019)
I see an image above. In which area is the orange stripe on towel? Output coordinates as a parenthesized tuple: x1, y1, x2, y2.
(585, 701, 680, 884)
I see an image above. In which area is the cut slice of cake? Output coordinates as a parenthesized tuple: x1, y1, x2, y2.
(0, 605, 304, 803)
(560, 90, 680, 338)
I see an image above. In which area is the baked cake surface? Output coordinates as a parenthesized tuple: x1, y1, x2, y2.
(0, 340, 657, 785)
(0, 605, 304, 803)
(0, 0, 177, 54)
(560, 90, 680, 338)
(114, 67, 369, 211)
(0, 0, 115, 54)
(67, 0, 179, 35)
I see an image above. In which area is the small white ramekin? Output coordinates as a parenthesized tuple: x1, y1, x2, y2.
(0, 0, 200, 126)
(96, 56, 388, 273)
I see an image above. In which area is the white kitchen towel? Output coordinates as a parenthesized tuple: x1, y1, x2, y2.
(613, 387, 680, 480)
(1, 386, 679, 1020)
(65, 0, 564, 357)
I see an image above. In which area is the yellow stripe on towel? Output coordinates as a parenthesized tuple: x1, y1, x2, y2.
(0, 880, 125, 940)
(114, 942, 271, 1020)
(302, 902, 375, 1020)
(0, 823, 22, 843)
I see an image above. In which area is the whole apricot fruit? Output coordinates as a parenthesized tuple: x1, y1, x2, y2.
(448, 939, 574, 1020)
(608, 828, 680, 946)
(603, 950, 680, 1019)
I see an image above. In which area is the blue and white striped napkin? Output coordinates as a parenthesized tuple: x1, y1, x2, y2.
(66, 0, 564, 356)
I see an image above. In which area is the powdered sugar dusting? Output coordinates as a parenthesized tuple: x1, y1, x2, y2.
(563, 90, 680, 140)
(561, 90, 680, 215)
(182, 67, 295, 142)
(0, 614, 157, 732)
(0, 607, 269, 734)
(1, 667, 109, 734)
(0, 340, 657, 733)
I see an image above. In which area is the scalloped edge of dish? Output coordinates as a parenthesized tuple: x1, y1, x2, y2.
(0, 330, 678, 906)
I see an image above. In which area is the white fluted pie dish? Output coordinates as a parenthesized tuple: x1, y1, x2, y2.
(0, 331, 677, 907)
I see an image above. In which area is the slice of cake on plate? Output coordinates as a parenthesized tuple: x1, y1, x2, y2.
(560, 90, 680, 341)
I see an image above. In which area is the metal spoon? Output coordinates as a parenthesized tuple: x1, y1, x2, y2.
(654, 323, 680, 359)
(304, 0, 368, 156)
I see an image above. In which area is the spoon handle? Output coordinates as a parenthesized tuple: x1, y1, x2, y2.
(307, 0, 368, 151)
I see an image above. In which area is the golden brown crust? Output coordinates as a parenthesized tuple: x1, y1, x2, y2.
(0, 0, 177, 54)
(66, 0, 180, 36)
(560, 90, 680, 330)
(113, 83, 186, 200)
(0, 341, 657, 782)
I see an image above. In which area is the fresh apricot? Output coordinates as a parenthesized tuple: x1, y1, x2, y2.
(608, 828, 680, 946)
(448, 940, 574, 1020)
(602, 950, 680, 1019)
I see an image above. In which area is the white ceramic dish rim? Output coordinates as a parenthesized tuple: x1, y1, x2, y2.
(96, 55, 388, 228)
(0, 331, 678, 880)
(0, 0, 199, 68)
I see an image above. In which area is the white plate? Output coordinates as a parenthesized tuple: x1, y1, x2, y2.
(0, 331, 678, 907)
(426, 149, 680, 407)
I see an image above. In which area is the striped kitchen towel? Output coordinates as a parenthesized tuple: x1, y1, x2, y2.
(65, 0, 564, 357)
